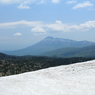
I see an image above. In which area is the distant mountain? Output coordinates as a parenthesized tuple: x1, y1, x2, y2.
(2, 36, 95, 56)
(42, 44, 95, 58)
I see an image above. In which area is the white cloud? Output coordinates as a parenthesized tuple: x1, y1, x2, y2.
(17, 5, 30, 9)
(46, 20, 69, 32)
(0, 0, 14, 4)
(0, 0, 25, 4)
(51, 0, 60, 3)
(17, 1, 30, 9)
(1, 20, 95, 33)
(66, 0, 77, 4)
(31, 26, 46, 35)
(56, 20, 63, 24)
(0, 0, 60, 8)
(72, 1, 93, 9)
(0, 0, 37, 9)
(80, 21, 95, 29)
(0, 20, 42, 28)
(46, 20, 95, 32)
(14, 33, 22, 36)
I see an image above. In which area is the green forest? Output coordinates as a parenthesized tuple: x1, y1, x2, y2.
(0, 53, 94, 77)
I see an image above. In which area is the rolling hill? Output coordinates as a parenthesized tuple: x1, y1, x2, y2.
(2, 36, 95, 56)
(42, 44, 95, 58)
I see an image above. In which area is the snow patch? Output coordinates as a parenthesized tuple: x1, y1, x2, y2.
(0, 60, 95, 95)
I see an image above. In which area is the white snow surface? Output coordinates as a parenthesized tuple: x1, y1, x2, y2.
(0, 60, 95, 95)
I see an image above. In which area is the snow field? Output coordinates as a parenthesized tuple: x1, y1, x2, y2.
(0, 60, 95, 95)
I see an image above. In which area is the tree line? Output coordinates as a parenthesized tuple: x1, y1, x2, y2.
(0, 55, 93, 77)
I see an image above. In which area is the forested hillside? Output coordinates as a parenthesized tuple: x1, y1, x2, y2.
(42, 44, 95, 58)
(0, 53, 93, 77)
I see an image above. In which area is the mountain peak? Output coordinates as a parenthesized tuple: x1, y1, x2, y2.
(45, 36, 54, 39)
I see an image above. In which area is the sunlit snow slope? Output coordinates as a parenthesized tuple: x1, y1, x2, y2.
(0, 60, 95, 95)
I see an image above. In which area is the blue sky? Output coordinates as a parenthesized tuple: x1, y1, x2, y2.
(0, 0, 95, 51)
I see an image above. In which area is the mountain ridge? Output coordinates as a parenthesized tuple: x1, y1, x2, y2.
(2, 36, 95, 56)
(42, 44, 95, 58)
